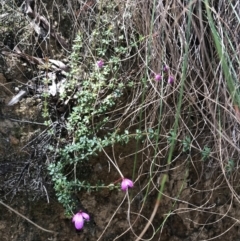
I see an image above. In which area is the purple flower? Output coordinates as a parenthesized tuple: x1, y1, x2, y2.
(163, 65, 169, 72)
(72, 211, 90, 230)
(121, 178, 134, 191)
(154, 74, 162, 81)
(97, 60, 104, 68)
(168, 76, 174, 85)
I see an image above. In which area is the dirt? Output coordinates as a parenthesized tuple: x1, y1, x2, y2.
(1, 160, 240, 241)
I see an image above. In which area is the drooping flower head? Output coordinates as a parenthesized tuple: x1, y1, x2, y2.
(154, 74, 162, 81)
(72, 211, 90, 230)
(121, 178, 134, 191)
(168, 76, 174, 85)
(97, 60, 104, 68)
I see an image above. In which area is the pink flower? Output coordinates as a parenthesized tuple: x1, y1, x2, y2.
(121, 178, 134, 191)
(168, 76, 174, 85)
(97, 60, 104, 68)
(72, 211, 90, 230)
(163, 65, 169, 72)
(154, 74, 162, 81)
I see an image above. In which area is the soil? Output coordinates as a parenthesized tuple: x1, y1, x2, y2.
(1, 158, 240, 241)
